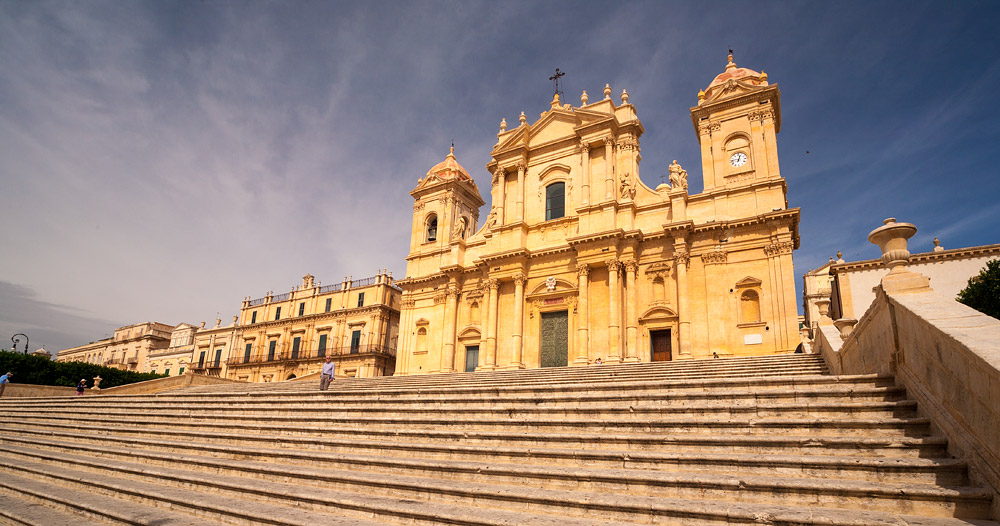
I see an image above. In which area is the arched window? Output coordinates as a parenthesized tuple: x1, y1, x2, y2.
(545, 182, 565, 220)
(426, 215, 438, 242)
(741, 289, 761, 323)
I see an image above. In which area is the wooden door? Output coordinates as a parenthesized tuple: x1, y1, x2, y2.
(651, 330, 671, 362)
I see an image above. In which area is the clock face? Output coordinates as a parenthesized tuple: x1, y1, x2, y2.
(730, 152, 748, 168)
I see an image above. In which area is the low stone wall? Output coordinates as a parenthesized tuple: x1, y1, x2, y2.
(816, 286, 1000, 519)
(1, 384, 81, 398)
(98, 372, 246, 395)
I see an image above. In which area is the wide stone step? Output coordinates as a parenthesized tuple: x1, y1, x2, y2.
(0, 441, 992, 520)
(0, 428, 969, 486)
(0, 400, 919, 422)
(3, 409, 934, 437)
(4, 419, 948, 460)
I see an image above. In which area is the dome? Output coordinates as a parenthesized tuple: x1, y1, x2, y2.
(701, 54, 768, 102)
(426, 146, 472, 182)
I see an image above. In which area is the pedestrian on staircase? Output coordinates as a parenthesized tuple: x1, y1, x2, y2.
(320, 356, 335, 391)
(76, 378, 86, 396)
(0, 371, 11, 397)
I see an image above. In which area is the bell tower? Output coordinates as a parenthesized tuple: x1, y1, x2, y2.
(690, 53, 782, 193)
(406, 146, 485, 275)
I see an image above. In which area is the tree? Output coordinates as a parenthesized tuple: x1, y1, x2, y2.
(0, 350, 165, 389)
(957, 259, 1000, 320)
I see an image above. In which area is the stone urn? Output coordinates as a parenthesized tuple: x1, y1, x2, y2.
(815, 298, 832, 321)
(833, 318, 858, 339)
(867, 218, 917, 273)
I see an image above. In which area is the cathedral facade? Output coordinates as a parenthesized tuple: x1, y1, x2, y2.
(395, 55, 800, 375)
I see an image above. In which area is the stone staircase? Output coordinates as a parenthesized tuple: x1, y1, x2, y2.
(0, 353, 995, 526)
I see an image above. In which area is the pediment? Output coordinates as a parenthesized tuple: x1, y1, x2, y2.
(735, 276, 762, 288)
(705, 79, 767, 103)
(639, 304, 678, 321)
(458, 326, 481, 339)
(527, 277, 576, 296)
(528, 110, 582, 146)
(494, 126, 529, 154)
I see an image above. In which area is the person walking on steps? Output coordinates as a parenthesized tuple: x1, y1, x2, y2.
(0, 371, 11, 397)
(76, 378, 86, 396)
(320, 356, 336, 391)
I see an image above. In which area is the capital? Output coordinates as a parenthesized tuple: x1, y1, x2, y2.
(603, 136, 615, 147)
(623, 259, 639, 273)
(605, 258, 622, 271)
(576, 263, 590, 277)
(516, 161, 527, 173)
(486, 278, 500, 290)
(513, 274, 528, 286)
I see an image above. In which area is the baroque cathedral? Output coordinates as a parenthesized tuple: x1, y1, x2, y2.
(395, 55, 800, 375)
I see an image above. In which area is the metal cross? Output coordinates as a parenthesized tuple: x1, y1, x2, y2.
(549, 68, 565, 97)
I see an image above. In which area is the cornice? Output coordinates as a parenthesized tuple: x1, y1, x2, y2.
(566, 228, 625, 246)
(831, 243, 1000, 274)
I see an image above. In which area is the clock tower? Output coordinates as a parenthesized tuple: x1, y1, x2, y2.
(691, 53, 782, 194)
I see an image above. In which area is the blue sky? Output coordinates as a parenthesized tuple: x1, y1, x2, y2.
(1, 1, 998, 353)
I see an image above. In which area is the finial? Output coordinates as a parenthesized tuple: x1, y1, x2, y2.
(697, 89, 706, 101)
(933, 237, 944, 252)
(760, 70, 767, 82)
(550, 92, 561, 107)
(580, 90, 588, 105)
(620, 88, 629, 104)
(499, 118, 507, 133)
(836, 251, 844, 264)
(603, 83, 612, 99)
(449, 142, 455, 157)
(519, 111, 526, 125)
(726, 48, 736, 70)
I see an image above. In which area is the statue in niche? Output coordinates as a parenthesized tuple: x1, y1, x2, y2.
(452, 216, 468, 240)
(619, 172, 635, 200)
(668, 159, 688, 191)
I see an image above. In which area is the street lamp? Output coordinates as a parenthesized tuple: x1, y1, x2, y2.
(11, 333, 28, 354)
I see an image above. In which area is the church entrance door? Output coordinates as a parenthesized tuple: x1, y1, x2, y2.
(651, 330, 671, 361)
(464, 345, 479, 372)
(540, 310, 569, 368)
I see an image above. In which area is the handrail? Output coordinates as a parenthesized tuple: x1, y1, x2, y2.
(248, 297, 268, 306)
(225, 344, 396, 366)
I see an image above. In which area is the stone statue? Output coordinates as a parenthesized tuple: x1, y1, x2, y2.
(452, 216, 468, 240)
(668, 159, 688, 191)
(619, 172, 635, 200)
(485, 209, 498, 230)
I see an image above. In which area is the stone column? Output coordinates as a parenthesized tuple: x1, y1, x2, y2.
(674, 249, 691, 355)
(574, 263, 590, 364)
(603, 137, 615, 201)
(485, 278, 500, 370)
(478, 284, 489, 370)
(624, 259, 639, 362)
(579, 141, 591, 206)
(494, 168, 506, 225)
(606, 258, 622, 363)
(440, 286, 458, 373)
(511, 274, 526, 368)
(516, 162, 525, 222)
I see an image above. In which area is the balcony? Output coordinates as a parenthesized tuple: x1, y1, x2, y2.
(225, 344, 396, 367)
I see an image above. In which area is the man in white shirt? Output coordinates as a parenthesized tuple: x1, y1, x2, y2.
(320, 356, 335, 391)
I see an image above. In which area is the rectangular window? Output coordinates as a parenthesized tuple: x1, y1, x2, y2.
(298, 302, 305, 316)
(198, 351, 206, 368)
(291, 337, 301, 359)
(275, 306, 281, 320)
(164, 368, 170, 376)
(318, 334, 327, 357)
(267, 340, 277, 361)
(357, 292, 365, 308)
(350, 330, 361, 353)
(545, 182, 565, 220)
(251, 311, 257, 324)
(214, 349, 222, 367)
(244, 343, 252, 363)
(178, 367, 185, 375)
(325, 298, 332, 312)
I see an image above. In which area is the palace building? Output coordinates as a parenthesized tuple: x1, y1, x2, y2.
(225, 271, 401, 381)
(396, 55, 801, 375)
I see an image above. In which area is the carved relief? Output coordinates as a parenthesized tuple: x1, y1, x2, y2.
(644, 261, 672, 280)
(702, 249, 728, 265)
(748, 109, 775, 121)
